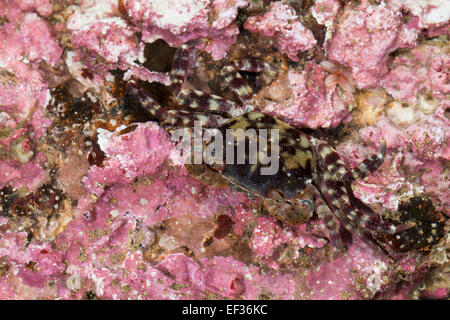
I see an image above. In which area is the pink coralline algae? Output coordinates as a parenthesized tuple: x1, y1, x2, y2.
(263, 62, 352, 129)
(1, 0, 54, 18)
(70, 18, 144, 71)
(381, 42, 450, 104)
(0, 0, 449, 301)
(0, 5, 61, 191)
(244, 2, 316, 61)
(327, 2, 402, 89)
(312, 0, 341, 27)
(125, 0, 248, 60)
(386, 0, 450, 30)
(66, 0, 248, 86)
(0, 12, 62, 119)
(338, 104, 449, 215)
(327, 0, 449, 89)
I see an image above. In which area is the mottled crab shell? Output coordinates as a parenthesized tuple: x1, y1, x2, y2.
(205, 112, 315, 201)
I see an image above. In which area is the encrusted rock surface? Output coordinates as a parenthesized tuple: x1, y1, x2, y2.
(0, 0, 448, 300)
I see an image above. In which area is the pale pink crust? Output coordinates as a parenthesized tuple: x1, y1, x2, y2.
(386, 0, 450, 30)
(125, 0, 247, 60)
(250, 217, 326, 269)
(0, 5, 61, 191)
(312, 0, 341, 26)
(395, 16, 420, 49)
(244, 2, 316, 61)
(338, 103, 450, 215)
(381, 43, 450, 104)
(306, 237, 393, 299)
(66, 0, 246, 85)
(71, 17, 144, 67)
(81, 123, 173, 197)
(66, 1, 151, 86)
(263, 62, 352, 129)
(328, 2, 401, 89)
(0, 13, 62, 119)
(425, 23, 450, 38)
(0, 0, 54, 18)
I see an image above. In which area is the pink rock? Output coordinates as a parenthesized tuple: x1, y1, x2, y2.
(307, 237, 393, 299)
(244, 2, 316, 61)
(0, 0, 447, 301)
(426, 23, 450, 38)
(251, 217, 326, 267)
(0, 233, 65, 289)
(0, 13, 62, 67)
(263, 62, 351, 129)
(396, 16, 420, 49)
(0, 153, 48, 191)
(125, 0, 247, 60)
(156, 253, 206, 289)
(381, 65, 425, 103)
(328, 2, 401, 88)
(84, 123, 173, 193)
(386, 0, 450, 29)
(312, 0, 341, 27)
(0, 12, 55, 190)
(381, 43, 450, 103)
(71, 17, 144, 68)
(251, 217, 283, 258)
(341, 107, 449, 214)
(0, 12, 62, 120)
(7, 0, 54, 17)
(202, 256, 296, 299)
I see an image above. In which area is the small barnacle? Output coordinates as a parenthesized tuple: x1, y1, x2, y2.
(383, 196, 446, 253)
(320, 60, 356, 93)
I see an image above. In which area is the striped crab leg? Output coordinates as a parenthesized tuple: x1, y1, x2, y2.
(169, 39, 243, 116)
(219, 59, 276, 105)
(315, 138, 387, 183)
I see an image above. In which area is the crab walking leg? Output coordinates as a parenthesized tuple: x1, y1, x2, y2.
(344, 139, 386, 181)
(170, 40, 203, 96)
(315, 193, 343, 250)
(304, 184, 343, 249)
(321, 174, 412, 235)
(126, 83, 168, 121)
(315, 179, 395, 257)
(314, 138, 387, 182)
(170, 41, 245, 116)
(226, 59, 273, 73)
(163, 110, 229, 129)
(219, 59, 274, 105)
(176, 89, 242, 116)
(336, 211, 395, 259)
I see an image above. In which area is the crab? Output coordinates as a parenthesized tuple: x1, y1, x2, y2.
(126, 40, 412, 257)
